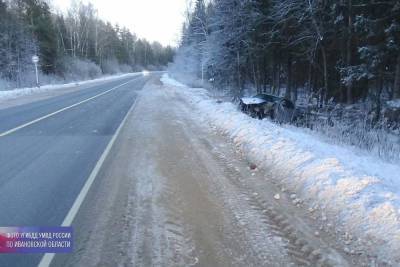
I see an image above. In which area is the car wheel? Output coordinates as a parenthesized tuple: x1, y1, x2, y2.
(249, 107, 256, 118)
(240, 102, 246, 112)
(258, 110, 264, 120)
(270, 104, 276, 120)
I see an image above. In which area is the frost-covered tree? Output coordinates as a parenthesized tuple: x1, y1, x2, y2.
(385, 4, 400, 99)
(172, 0, 400, 105)
(14, 0, 57, 74)
(0, 0, 37, 87)
(0, 0, 174, 87)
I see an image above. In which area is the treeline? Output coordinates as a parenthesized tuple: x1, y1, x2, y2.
(0, 0, 174, 88)
(176, 0, 400, 106)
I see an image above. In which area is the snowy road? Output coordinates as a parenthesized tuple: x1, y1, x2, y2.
(0, 75, 378, 266)
(51, 77, 364, 267)
(0, 74, 148, 267)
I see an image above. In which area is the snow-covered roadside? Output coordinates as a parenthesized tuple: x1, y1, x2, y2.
(0, 72, 142, 102)
(161, 73, 400, 264)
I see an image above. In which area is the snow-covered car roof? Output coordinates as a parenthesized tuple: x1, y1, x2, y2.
(240, 97, 266, 105)
(241, 94, 284, 104)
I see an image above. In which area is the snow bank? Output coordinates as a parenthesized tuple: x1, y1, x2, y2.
(161, 73, 400, 263)
(387, 99, 400, 109)
(0, 72, 142, 102)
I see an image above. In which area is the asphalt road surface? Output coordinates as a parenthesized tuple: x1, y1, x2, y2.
(0, 74, 150, 267)
(0, 74, 375, 267)
(52, 78, 354, 267)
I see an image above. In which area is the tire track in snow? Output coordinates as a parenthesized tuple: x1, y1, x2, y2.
(201, 136, 348, 267)
(161, 177, 198, 266)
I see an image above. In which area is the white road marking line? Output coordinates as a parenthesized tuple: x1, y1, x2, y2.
(0, 77, 140, 137)
(37, 91, 141, 267)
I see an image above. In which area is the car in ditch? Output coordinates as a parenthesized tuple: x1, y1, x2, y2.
(239, 93, 296, 122)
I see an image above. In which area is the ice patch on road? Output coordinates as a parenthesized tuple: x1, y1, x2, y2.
(161, 73, 400, 263)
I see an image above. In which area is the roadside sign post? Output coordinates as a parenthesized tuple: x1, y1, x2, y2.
(32, 55, 40, 88)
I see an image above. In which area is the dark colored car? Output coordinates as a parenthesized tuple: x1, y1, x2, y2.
(239, 93, 295, 122)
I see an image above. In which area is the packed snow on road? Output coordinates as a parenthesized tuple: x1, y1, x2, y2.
(162, 73, 400, 265)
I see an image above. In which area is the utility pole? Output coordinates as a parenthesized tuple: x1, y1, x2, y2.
(32, 55, 40, 88)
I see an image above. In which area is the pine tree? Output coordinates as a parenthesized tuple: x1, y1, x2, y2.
(16, 0, 57, 74)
